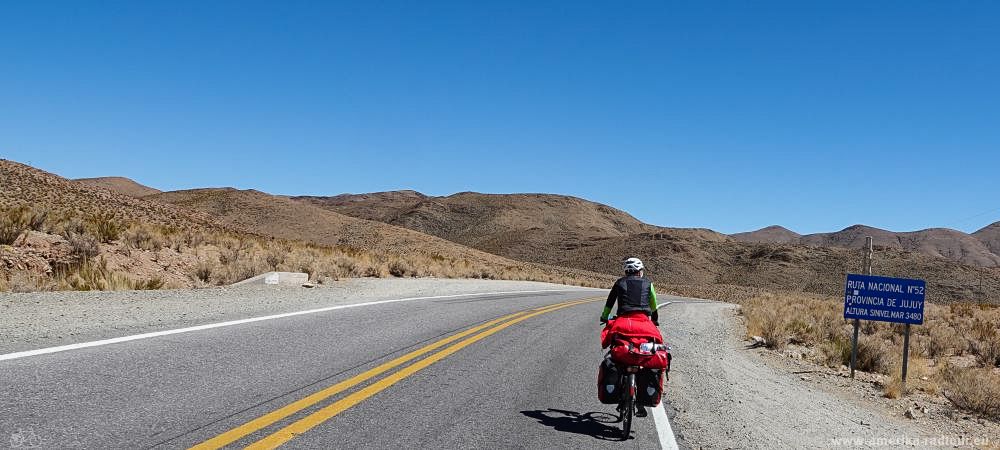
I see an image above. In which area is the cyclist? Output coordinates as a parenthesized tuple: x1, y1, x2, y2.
(600, 257, 663, 418)
(600, 257, 661, 327)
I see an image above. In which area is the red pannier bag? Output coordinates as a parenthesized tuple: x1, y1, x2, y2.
(601, 313, 663, 349)
(608, 337, 669, 370)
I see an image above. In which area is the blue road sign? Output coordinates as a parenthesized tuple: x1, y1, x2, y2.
(844, 274, 926, 325)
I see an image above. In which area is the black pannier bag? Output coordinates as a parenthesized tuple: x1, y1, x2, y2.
(597, 354, 623, 404)
(636, 369, 664, 407)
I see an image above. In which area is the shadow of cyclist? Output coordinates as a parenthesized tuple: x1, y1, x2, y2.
(520, 408, 623, 441)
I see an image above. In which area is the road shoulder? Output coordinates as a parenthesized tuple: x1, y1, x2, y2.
(0, 278, 600, 354)
(662, 299, 935, 449)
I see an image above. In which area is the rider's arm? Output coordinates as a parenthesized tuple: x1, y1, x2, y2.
(650, 283, 660, 325)
(601, 284, 619, 321)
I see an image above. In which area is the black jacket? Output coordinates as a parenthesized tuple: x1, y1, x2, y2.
(602, 275, 659, 323)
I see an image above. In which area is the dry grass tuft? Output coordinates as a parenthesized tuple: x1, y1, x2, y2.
(193, 260, 216, 283)
(940, 364, 1000, 419)
(736, 291, 1000, 419)
(855, 338, 894, 375)
(65, 232, 100, 263)
(87, 212, 125, 243)
(58, 258, 163, 291)
(0, 207, 29, 245)
(124, 224, 166, 251)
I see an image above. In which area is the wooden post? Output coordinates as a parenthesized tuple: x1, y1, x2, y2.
(864, 237, 873, 277)
(902, 323, 911, 395)
(850, 237, 874, 379)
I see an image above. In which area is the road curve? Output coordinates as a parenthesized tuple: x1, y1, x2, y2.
(0, 290, 672, 449)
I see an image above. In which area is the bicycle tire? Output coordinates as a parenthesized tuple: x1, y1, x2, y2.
(621, 374, 635, 439)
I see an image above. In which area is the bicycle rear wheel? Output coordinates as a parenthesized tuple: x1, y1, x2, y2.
(620, 374, 635, 439)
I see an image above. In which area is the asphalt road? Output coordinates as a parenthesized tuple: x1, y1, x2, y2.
(0, 290, 672, 449)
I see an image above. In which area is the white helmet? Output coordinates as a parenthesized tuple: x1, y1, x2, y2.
(623, 257, 644, 274)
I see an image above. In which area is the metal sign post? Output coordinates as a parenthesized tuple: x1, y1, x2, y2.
(902, 323, 911, 393)
(849, 237, 873, 379)
(844, 237, 926, 397)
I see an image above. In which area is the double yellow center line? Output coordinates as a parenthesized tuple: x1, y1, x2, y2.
(191, 297, 595, 450)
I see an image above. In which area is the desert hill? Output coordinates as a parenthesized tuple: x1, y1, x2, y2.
(735, 224, 1000, 267)
(547, 231, 1000, 304)
(731, 225, 801, 244)
(1, 160, 215, 230)
(74, 176, 162, 198)
(294, 191, 429, 223)
(974, 221, 1000, 255)
(153, 188, 510, 260)
(306, 190, 1000, 304)
(295, 191, 662, 261)
(148, 188, 612, 282)
(6, 160, 997, 302)
(0, 160, 610, 291)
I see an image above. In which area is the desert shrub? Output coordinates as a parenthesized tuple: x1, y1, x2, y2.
(60, 258, 154, 291)
(859, 318, 879, 335)
(183, 230, 205, 248)
(923, 322, 965, 358)
(940, 365, 1000, 419)
(388, 259, 412, 277)
(333, 256, 360, 278)
(265, 248, 285, 270)
(6, 271, 55, 292)
(87, 212, 125, 243)
(0, 207, 29, 245)
(364, 264, 386, 278)
(136, 277, 165, 290)
(64, 232, 100, 263)
(971, 336, 1000, 368)
(743, 296, 790, 349)
(853, 337, 894, 374)
(218, 239, 251, 266)
(124, 225, 165, 251)
(0, 274, 8, 292)
(819, 334, 853, 367)
(57, 217, 87, 237)
(26, 208, 48, 232)
(217, 254, 268, 284)
(193, 260, 216, 283)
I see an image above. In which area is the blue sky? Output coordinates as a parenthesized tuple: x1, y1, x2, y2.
(1, 1, 997, 234)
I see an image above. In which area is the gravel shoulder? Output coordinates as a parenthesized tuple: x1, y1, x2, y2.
(663, 300, 937, 449)
(0, 279, 599, 354)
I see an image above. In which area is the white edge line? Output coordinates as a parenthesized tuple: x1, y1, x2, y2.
(0, 289, 594, 362)
(652, 402, 680, 450)
(653, 299, 680, 450)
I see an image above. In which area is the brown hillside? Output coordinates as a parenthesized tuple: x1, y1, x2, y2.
(731, 225, 801, 244)
(974, 221, 1000, 257)
(799, 225, 1000, 267)
(152, 188, 499, 259)
(550, 232, 1000, 305)
(294, 190, 428, 223)
(0, 160, 216, 230)
(307, 188, 1000, 304)
(0, 161, 611, 291)
(148, 188, 613, 282)
(297, 191, 662, 261)
(74, 177, 162, 198)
